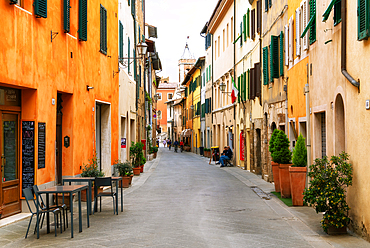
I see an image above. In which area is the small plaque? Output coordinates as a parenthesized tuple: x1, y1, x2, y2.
(64, 136, 70, 148)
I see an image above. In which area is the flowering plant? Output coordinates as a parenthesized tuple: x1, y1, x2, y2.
(303, 152, 353, 233)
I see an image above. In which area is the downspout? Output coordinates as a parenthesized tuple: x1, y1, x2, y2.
(305, 64, 311, 187)
(233, 0, 236, 164)
(211, 34, 214, 142)
(341, 0, 360, 90)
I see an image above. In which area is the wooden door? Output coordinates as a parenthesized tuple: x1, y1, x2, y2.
(1, 112, 21, 217)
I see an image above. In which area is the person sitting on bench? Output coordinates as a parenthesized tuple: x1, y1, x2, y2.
(219, 146, 233, 167)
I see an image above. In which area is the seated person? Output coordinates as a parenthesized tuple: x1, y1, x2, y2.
(219, 146, 232, 167)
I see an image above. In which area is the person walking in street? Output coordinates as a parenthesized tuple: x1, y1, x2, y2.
(217, 146, 232, 167)
(173, 140, 179, 152)
(163, 139, 167, 147)
(168, 139, 172, 150)
(180, 140, 184, 152)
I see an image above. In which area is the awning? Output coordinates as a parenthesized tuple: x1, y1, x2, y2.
(300, 15, 315, 38)
(173, 98, 185, 106)
(181, 129, 192, 137)
(322, 0, 340, 22)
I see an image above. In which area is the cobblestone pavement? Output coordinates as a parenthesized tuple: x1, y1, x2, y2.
(0, 147, 369, 247)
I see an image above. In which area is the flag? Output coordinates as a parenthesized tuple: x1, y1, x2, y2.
(231, 76, 239, 103)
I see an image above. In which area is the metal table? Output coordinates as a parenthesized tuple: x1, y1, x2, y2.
(63, 177, 94, 215)
(63, 177, 123, 215)
(35, 185, 89, 239)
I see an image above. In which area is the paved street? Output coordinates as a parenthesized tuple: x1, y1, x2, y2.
(0, 148, 369, 247)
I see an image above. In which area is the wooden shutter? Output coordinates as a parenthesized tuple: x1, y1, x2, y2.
(309, 0, 316, 44)
(35, 0, 47, 18)
(243, 72, 247, 100)
(270, 36, 279, 79)
(119, 21, 124, 59)
(263, 47, 269, 85)
(333, 0, 341, 26)
(265, 0, 268, 12)
(100, 5, 107, 55)
(284, 25, 289, 65)
(247, 9, 250, 37)
(131, 0, 135, 17)
(251, 9, 256, 40)
(79, 0, 88, 41)
(240, 22, 243, 46)
(243, 14, 247, 42)
(269, 0, 272, 8)
(289, 17, 294, 62)
(241, 73, 245, 101)
(280, 31, 284, 76)
(296, 8, 301, 56)
(301, 0, 309, 50)
(257, 1, 261, 34)
(250, 68, 255, 99)
(358, 0, 370, 40)
(9, 0, 18, 4)
(238, 76, 241, 103)
(64, 0, 70, 32)
(247, 69, 250, 99)
(255, 63, 261, 98)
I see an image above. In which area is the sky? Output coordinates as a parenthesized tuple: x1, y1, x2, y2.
(146, 0, 219, 83)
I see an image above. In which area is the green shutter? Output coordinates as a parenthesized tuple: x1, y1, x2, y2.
(333, 0, 341, 26)
(240, 22, 243, 47)
(35, 0, 47, 18)
(78, 0, 88, 41)
(131, 0, 135, 17)
(241, 74, 245, 101)
(238, 76, 241, 103)
(64, 0, 70, 32)
(270, 36, 279, 79)
(119, 21, 124, 59)
(128, 37, 131, 73)
(280, 31, 284, 76)
(269, 0, 272, 8)
(243, 72, 247, 101)
(309, 0, 316, 44)
(10, 0, 18, 4)
(358, 0, 370, 40)
(100, 5, 107, 55)
(263, 47, 269, 85)
(243, 14, 247, 42)
(265, 0, 268, 11)
(247, 9, 250, 37)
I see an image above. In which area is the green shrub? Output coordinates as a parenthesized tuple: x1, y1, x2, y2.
(130, 142, 144, 168)
(292, 134, 307, 167)
(81, 155, 104, 177)
(272, 130, 291, 164)
(269, 129, 280, 162)
(114, 160, 133, 176)
(303, 152, 353, 233)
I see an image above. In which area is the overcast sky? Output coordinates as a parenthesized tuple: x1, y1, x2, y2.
(146, 0, 218, 83)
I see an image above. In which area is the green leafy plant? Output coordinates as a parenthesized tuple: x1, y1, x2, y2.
(292, 134, 307, 167)
(204, 148, 211, 152)
(145, 93, 152, 105)
(81, 155, 104, 177)
(114, 160, 133, 177)
(150, 146, 158, 154)
(303, 152, 353, 233)
(269, 129, 280, 162)
(272, 130, 291, 164)
(130, 142, 144, 168)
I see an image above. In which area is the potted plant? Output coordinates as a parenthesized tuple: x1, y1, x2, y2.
(269, 129, 281, 192)
(130, 142, 144, 175)
(289, 134, 307, 206)
(303, 152, 352, 234)
(150, 146, 158, 158)
(204, 148, 211, 158)
(80, 155, 105, 201)
(0, 204, 4, 219)
(272, 130, 292, 198)
(140, 154, 146, 173)
(115, 160, 133, 188)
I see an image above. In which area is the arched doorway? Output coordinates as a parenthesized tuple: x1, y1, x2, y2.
(335, 94, 345, 155)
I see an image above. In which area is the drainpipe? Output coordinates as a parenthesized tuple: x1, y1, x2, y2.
(305, 66, 311, 186)
(341, 0, 360, 90)
(233, 0, 236, 165)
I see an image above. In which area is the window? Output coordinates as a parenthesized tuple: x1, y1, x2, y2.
(215, 40, 217, 59)
(79, 0, 88, 41)
(128, 37, 131, 73)
(223, 29, 225, 51)
(270, 35, 279, 80)
(100, 5, 108, 55)
(64, 0, 71, 33)
(167, 93, 173, 100)
(157, 93, 162, 100)
(358, 0, 370, 40)
(257, 1, 261, 33)
(231, 17, 234, 41)
(263, 46, 269, 85)
(119, 21, 124, 59)
(280, 31, 284, 76)
(251, 9, 256, 40)
(35, 0, 47, 18)
(218, 36, 220, 57)
(227, 24, 229, 46)
(309, 0, 316, 44)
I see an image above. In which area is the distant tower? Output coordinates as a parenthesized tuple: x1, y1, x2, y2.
(178, 37, 196, 83)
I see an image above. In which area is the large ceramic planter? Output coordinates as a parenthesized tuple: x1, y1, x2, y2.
(279, 163, 292, 198)
(140, 165, 144, 173)
(289, 166, 307, 206)
(271, 161, 280, 192)
(133, 167, 141, 175)
(119, 176, 131, 188)
(325, 220, 347, 235)
(129, 174, 133, 184)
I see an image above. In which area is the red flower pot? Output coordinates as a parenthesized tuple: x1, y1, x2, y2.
(140, 165, 144, 173)
(133, 167, 141, 175)
(119, 176, 131, 188)
(279, 163, 292, 198)
(271, 162, 280, 192)
(289, 166, 307, 206)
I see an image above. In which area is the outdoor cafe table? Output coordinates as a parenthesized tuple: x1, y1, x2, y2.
(35, 185, 89, 239)
(63, 177, 123, 215)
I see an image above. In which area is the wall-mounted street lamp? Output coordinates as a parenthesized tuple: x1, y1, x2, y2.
(190, 105, 194, 110)
(153, 93, 159, 101)
(119, 42, 148, 63)
(219, 82, 232, 94)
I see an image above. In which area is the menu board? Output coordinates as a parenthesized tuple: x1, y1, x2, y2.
(22, 121, 35, 193)
(38, 123, 46, 169)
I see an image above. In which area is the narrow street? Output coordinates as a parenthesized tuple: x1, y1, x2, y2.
(0, 148, 368, 247)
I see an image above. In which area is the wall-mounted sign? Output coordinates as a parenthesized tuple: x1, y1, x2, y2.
(240, 131, 245, 161)
(38, 123, 46, 169)
(64, 136, 70, 148)
(121, 138, 126, 148)
(22, 121, 35, 196)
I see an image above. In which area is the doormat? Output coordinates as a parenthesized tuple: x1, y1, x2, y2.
(271, 192, 293, 207)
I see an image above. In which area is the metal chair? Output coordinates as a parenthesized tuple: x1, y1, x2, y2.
(23, 188, 62, 238)
(93, 177, 116, 214)
(33, 185, 68, 231)
(225, 153, 233, 167)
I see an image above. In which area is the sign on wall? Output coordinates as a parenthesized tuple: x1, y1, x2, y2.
(22, 121, 35, 195)
(240, 131, 245, 161)
(38, 123, 46, 169)
(121, 138, 126, 148)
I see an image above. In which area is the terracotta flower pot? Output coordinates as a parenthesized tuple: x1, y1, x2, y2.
(289, 166, 307, 206)
(54, 193, 75, 209)
(81, 187, 103, 202)
(153, 152, 157, 159)
(279, 163, 292, 198)
(133, 167, 141, 175)
(129, 174, 133, 185)
(271, 161, 280, 192)
(140, 165, 144, 173)
(120, 176, 131, 188)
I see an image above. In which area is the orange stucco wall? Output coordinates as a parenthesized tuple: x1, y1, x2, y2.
(1, 0, 119, 186)
(157, 88, 175, 132)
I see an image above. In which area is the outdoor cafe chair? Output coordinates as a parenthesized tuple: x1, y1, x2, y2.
(93, 177, 116, 214)
(23, 188, 63, 238)
(33, 185, 68, 231)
